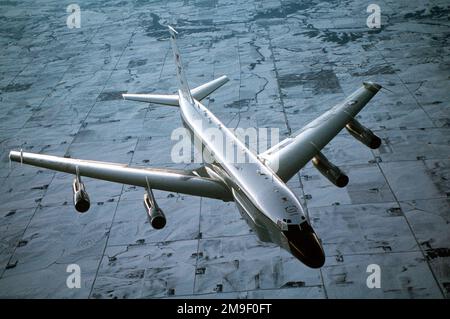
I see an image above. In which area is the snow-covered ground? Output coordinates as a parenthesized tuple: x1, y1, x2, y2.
(0, 0, 448, 298)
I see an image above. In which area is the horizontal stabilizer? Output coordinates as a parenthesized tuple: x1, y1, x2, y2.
(122, 93, 179, 106)
(122, 75, 229, 106)
(190, 75, 229, 101)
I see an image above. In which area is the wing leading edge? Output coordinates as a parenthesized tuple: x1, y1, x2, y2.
(260, 82, 382, 182)
(9, 151, 232, 201)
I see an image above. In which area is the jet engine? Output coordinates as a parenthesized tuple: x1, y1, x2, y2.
(143, 187, 166, 229)
(72, 175, 90, 213)
(345, 118, 381, 149)
(312, 152, 349, 188)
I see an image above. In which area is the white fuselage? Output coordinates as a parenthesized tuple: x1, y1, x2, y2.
(178, 93, 325, 268)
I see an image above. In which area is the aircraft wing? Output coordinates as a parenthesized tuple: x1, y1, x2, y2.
(9, 151, 232, 201)
(259, 82, 382, 183)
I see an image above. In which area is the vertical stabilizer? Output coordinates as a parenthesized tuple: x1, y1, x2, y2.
(168, 26, 193, 104)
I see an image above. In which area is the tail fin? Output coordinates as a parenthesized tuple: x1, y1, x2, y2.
(168, 25, 193, 104)
(122, 26, 229, 107)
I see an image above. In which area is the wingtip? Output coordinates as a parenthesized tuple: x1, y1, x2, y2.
(9, 150, 20, 162)
(363, 81, 382, 93)
(216, 75, 228, 81)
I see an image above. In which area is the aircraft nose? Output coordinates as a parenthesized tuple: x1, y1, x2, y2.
(284, 224, 325, 268)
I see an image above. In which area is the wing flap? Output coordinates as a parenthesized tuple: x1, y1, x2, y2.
(191, 75, 229, 101)
(9, 151, 232, 201)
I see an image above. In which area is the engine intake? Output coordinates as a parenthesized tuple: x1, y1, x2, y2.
(312, 152, 349, 188)
(345, 118, 381, 149)
(72, 177, 90, 213)
(143, 189, 166, 230)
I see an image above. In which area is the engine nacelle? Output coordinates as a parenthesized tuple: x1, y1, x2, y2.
(312, 152, 349, 188)
(72, 177, 90, 213)
(345, 118, 381, 149)
(143, 193, 166, 229)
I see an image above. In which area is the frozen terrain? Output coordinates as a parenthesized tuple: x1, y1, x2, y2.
(0, 0, 449, 298)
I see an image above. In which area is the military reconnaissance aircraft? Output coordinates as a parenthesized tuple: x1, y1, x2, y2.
(10, 26, 382, 268)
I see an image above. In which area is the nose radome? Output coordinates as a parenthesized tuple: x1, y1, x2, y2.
(284, 223, 325, 268)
